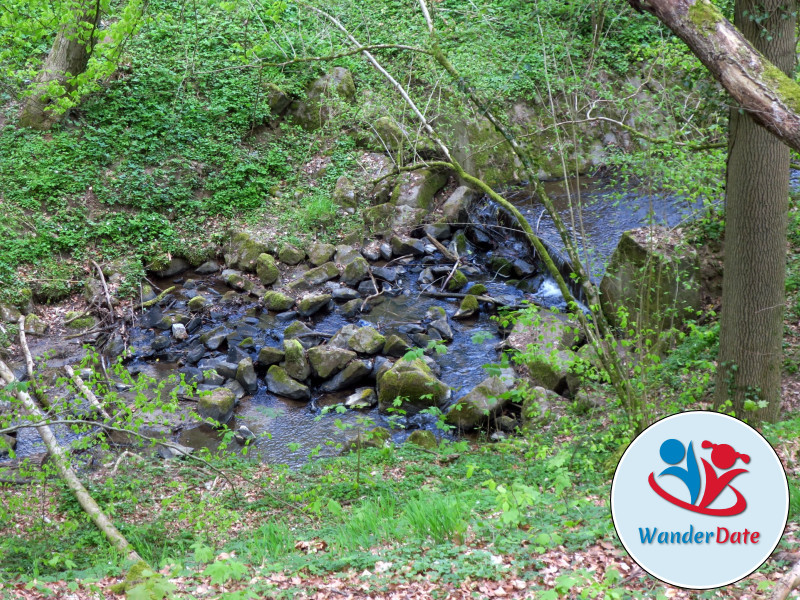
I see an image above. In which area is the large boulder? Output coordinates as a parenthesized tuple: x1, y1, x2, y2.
(287, 262, 339, 292)
(441, 186, 479, 225)
(600, 227, 701, 334)
(340, 256, 370, 286)
(445, 376, 511, 430)
(266, 365, 311, 400)
(308, 242, 336, 266)
(377, 358, 450, 413)
(198, 388, 236, 426)
(391, 169, 448, 210)
(289, 67, 356, 129)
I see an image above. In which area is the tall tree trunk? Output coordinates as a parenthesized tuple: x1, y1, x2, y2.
(18, 0, 100, 130)
(713, 0, 794, 421)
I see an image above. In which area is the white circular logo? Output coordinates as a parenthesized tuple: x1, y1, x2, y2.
(611, 411, 789, 589)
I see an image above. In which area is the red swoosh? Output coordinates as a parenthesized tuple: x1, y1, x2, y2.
(648, 472, 747, 516)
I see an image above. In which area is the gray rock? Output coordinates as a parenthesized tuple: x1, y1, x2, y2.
(152, 335, 171, 351)
(423, 223, 451, 240)
(236, 358, 258, 393)
(341, 256, 369, 286)
(222, 269, 255, 294)
(257, 346, 285, 367)
(333, 175, 356, 210)
(390, 235, 426, 257)
(256, 253, 280, 285)
(234, 425, 256, 445)
(332, 287, 360, 302)
(319, 360, 371, 392)
(224, 379, 247, 400)
(266, 365, 311, 400)
(371, 266, 398, 283)
(441, 186, 479, 224)
(198, 387, 236, 426)
(391, 169, 448, 210)
(214, 360, 239, 380)
(348, 326, 386, 354)
(288, 67, 356, 129)
(361, 243, 381, 262)
(340, 299, 362, 317)
(157, 442, 194, 460)
(23, 314, 47, 335)
(445, 376, 512, 430)
(308, 242, 336, 266)
(278, 244, 305, 266)
(307, 346, 356, 379)
(154, 258, 189, 278)
(288, 262, 340, 292)
(328, 324, 358, 349)
(188, 295, 209, 312)
(202, 328, 228, 351)
(225, 232, 272, 272)
(283, 339, 310, 381)
(379, 243, 393, 261)
(428, 317, 454, 342)
(377, 358, 450, 413)
(196, 260, 220, 274)
(345, 387, 377, 409)
(383, 334, 411, 358)
(185, 344, 206, 364)
(262, 290, 295, 312)
(297, 293, 332, 317)
(202, 369, 225, 386)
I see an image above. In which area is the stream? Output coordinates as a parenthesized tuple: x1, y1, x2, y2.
(6, 176, 711, 468)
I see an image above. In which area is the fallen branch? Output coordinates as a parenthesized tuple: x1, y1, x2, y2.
(425, 233, 459, 263)
(90, 260, 115, 323)
(18, 316, 50, 410)
(140, 286, 175, 309)
(0, 358, 142, 563)
(771, 559, 800, 600)
(421, 291, 499, 304)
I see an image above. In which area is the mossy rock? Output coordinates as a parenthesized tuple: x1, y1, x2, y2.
(256, 253, 280, 285)
(308, 242, 336, 266)
(407, 429, 437, 450)
(348, 326, 385, 354)
(226, 232, 271, 272)
(187, 296, 209, 312)
(266, 365, 311, 400)
(23, 314, 47, 335)
(278, 244, 305, 266)
(445, 376, 510, 430)
(307, 346, 355, 379)
(64, 311, 96, 330)
(263, 290, 295, 312)
(445, 270, 468, 292)
(198, 387, 236, 426)
(391, 168, 448, 210)
(283, 338, 310, 381)
(454, 295, 479, 319)
(347, 426, 391, 451)
(467, 283, 488, 296)
(377, 358, 450, 413)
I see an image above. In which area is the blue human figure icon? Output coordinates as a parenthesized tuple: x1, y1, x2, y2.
(658, 439, 701, 505)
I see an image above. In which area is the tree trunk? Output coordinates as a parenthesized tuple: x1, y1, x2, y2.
(632, 0, 800, 154)
(713, 0, 793, 421)
(18, 0, 100, 130)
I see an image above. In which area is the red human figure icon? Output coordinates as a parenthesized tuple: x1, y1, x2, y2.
(698, 441, 750, 510)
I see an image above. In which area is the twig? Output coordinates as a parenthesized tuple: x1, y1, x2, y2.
(421, 291, 499, 303)
(90, 260, 115, 323)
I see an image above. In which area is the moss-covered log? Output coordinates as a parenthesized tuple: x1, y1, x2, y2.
(635, 0, 800, 152)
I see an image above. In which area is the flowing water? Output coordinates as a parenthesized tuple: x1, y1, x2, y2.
(5, 175, 713, 468)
